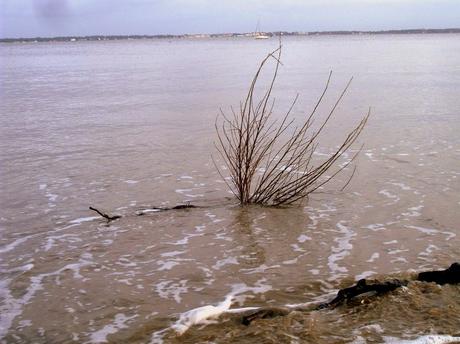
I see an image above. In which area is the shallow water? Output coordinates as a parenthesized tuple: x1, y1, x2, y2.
(1, 35, 460, 343)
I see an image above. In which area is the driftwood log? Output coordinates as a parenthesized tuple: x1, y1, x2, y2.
(316, 278, 408, 310)
(241, 263, 460, 325)
(241, 307, 291, 326)
(89, 204, 197, 221)
(417, 262, 460, 284)
(135, 204, 197, 215)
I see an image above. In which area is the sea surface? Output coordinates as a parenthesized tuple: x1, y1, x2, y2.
(1, 34, 460, 343)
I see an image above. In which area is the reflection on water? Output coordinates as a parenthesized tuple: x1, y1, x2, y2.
(1, 35, 460, 343)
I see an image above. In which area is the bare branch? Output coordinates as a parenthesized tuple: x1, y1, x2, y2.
(214, 44, 369, 206)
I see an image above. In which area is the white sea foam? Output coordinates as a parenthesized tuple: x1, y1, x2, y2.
(418, 245, 440, 263)
(230, 279, 272, 303)
(378, 189, 400, 204)
(389, 182, 412, 191)
(419, 244, 439, 257)
(297, 234, 311, 243)
(364, 223, 386, 232)
(388, 248, 409, 255)
(45, 192, 58, 206)
(384, 335, 460, 344)
(0, 253, 93, 339)
(283, 257, 300, 265)
(0, 263, 34, 275)
(88, 313, 137, 343)
(175, 188, 192, 194)
(384, 240, 398, 245)
(355, 271, 376, 280)
(365, 151, 377, 161)
(195, 225, 206, 232)
(405, 225, 456, 240)
(69, 216, 100, 224)
(367, 253, 379, 263)
(168, 231, 203, 246)
(291, 243, 306, 253)
(157, 260, 180, 271)
(17, 319, 32, 328)
(43, 233, 83, 251)
(212, 256, 238, 270)
(116, 257, 137, 268)
(327, 221, 356, 279)
(0, 234, 39, 254)
(160, 250, 185, 258)
(155, 280, 188, 303)
(383, 240, 398, 245)
(391, 257, 408, 264)
(241, 264, 281, 274)
(150, 328, 168, 344)
(402, 205, 424, 217)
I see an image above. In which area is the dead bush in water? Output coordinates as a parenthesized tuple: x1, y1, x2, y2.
(214, 46, 370, 206)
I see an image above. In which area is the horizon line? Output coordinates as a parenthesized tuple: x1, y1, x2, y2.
(1, 27, 460, 41)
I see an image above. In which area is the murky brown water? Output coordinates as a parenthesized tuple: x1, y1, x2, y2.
(1, 35, 460, 343)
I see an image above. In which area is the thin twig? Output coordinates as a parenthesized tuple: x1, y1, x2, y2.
(89, 206, 121, 222)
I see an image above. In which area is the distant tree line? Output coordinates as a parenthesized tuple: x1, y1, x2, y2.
(1, 28, 459, 43)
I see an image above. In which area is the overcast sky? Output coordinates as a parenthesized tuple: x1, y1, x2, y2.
(1, 0, 459, 38)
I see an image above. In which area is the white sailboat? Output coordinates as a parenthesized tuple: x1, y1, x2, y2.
(254, 20, 270, 39)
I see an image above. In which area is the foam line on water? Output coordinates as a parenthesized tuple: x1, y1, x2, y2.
(327, 221, 356, 280)
(0, 253, 93, 339)
(405, 225, 456, 240)
(384, 335, 460, 344)
(0, 215, 98, 254)
(0, 234, 39, 254)
(69, 216, 100, 224)
(87, 313, 137, 343)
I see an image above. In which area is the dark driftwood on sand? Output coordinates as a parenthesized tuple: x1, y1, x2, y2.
(316, 278, 408, 310)
(89, 206, 121, 222)
(241, 307, 291, 326)
(417, 262, 460, 285)
(171, 204, 197, 210)
(241, 263, 460, 325)
(136, 204, 197, 215)
(90, 204, 197, 220)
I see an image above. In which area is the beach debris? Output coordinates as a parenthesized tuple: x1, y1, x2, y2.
(316, 278, 408, 310)
(89, 203, 197, 219)
(241, 263, 460, 325)
(136, 203, 197, 215)
(241, 306, 291, 326)
(89, 206, 121, 222)
(417, 262, 460, 285)
(172, 295, 233, 335)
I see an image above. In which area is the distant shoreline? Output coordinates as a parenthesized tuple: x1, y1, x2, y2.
(1, 28, 459, 43)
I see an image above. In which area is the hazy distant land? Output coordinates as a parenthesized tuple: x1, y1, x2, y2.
(1, 28, 459, 43)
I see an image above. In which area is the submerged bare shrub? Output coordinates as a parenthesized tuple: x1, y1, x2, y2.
(214, 46, 370, 206)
